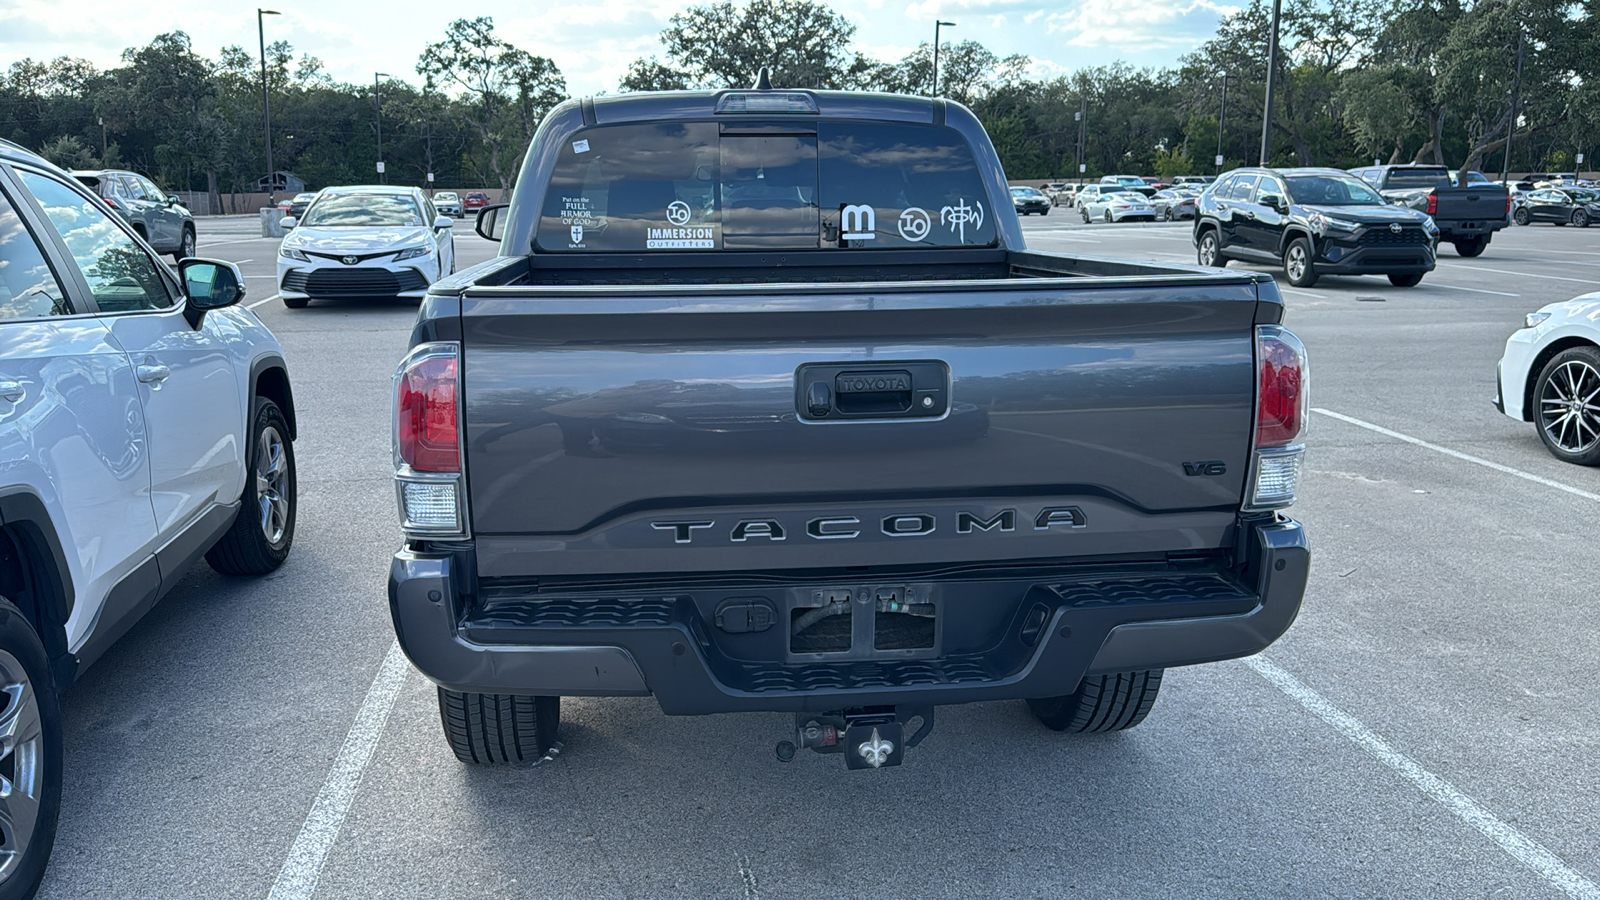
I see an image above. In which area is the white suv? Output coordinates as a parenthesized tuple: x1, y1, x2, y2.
(0, 140, 298, 896)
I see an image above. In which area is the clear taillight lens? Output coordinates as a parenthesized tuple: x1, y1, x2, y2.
(394, 343, 466, 537)
(1248, 326, 1308, 510)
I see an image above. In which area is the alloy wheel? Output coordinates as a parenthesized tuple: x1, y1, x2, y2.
(256, 424, 290, 546)
(181, 229, 196, 259)
(1539, 360, 1600, 454)
(1286, 244, 1309, 282)
(0, 649, 43, 882)
(1198, 233, 1218, 266)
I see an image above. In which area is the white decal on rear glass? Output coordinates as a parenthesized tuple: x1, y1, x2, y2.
(897, 208, 931, 242)
(572, 139, 590, 153)
(647, 226, 716, 249)
(841, 205, 876, 240)
(559, 196, 597, 227)
(665, 200, 692, 226)
(570, 225, 584, 244)
(941, 199, 985, 243)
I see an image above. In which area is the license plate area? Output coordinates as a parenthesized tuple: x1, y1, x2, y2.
(787, 584, 940, 660)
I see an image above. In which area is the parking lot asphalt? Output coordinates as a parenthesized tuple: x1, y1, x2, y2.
(38, 214, 1600, 899)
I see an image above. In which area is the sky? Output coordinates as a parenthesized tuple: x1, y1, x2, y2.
(0, 0, 1239, 96)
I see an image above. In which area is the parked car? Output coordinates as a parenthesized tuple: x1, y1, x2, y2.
(1100, 174, 1155, 196)
(1497, 293, 1600, 465)
(1149, 189, 1198, 221)
(389, 88, 1310, 771)
(1511, 188, 1600, 227)
(1044, 183, 1077, 206)
(1010, 185, 1051, 215)
(70, 168, 196, 261)
(1348, 164, 1509, 257)
(1080, 185, 1156, 223)
(462, 191, 491, 212)
(276, 185, 456, 309)
(0, 138, 299, 898)
(1449, 170, 1495, 186)
(1194, 166, 1438, 288)
(432, 191, 463, 218)
(1171, 175, 1214, 188)
(286, 191, 318, 220)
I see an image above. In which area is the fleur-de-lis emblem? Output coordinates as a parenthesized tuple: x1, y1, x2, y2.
(857, 727, 895, 768)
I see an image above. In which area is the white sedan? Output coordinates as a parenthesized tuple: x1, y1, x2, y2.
(1079, 188, 1157, 224)
(277, 185, 455, 309)
(1497, 293, 1600, 465)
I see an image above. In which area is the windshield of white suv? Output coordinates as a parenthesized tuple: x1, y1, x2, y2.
(1284, 174, 1385, 206)
(300, 194, 423, 227)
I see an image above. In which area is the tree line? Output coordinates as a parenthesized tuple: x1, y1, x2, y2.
(2, 0, 1595, 212)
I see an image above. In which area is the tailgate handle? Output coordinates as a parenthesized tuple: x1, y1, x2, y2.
(797, 361, 948, 421)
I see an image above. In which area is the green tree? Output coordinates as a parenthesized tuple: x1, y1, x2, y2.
(417, 17, 567, 191)
(622, 0, 875, 90)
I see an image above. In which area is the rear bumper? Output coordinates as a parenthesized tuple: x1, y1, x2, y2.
(389, 518, 1309, 713)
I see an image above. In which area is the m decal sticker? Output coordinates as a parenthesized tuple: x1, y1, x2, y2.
(841, 204, 876, 240)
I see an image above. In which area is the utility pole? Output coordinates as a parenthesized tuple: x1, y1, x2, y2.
(1217, 73, 1229, 173)
(375, 72, 390, 184)
(1259, 0, 1282, 166)
(932, 21, 955, 96)
(1500, 28, 1525, 183)
(1077, 96, 1087, 185)
(257, 9, 280, 203)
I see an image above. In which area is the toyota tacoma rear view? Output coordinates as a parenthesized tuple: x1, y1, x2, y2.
(386, 85, 1311, 770)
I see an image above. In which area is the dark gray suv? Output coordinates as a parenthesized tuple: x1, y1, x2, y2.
(70, 169, 197, 261)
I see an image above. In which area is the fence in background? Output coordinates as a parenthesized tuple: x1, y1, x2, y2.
(173, 189, 509, 216)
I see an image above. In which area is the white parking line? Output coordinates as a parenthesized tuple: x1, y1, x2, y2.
(1433, 263, 1595, 285)
(1313, 408, 1600, 503)
(198, 236, 278, 247)
(1246, 656, 1600, 900)
(246, 293, 281, 309)
(1280, 288, 1329, 300)
(1422, 282, 1520, 297)
(266, 640, 411, 900)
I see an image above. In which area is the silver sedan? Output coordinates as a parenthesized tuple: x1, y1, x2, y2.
(1150, 189, 1199, 221)
(1079, 188, 1157, 223)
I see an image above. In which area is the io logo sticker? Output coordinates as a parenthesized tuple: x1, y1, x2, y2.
(941, 199, 984, 243)
(897, 207, 931, 242)
(666, 201, 692, 226)
(841, 204, 876, 240)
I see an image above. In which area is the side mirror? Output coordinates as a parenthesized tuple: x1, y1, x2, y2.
(179, 258, 246, 328)
(1259, 193, 1286, 211)
(434, 215, 453, 231)
(475, 203, 509, 242)
(280, 216, 297, 229)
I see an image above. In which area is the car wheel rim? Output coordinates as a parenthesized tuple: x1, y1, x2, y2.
(183, 231, 195, 258)
(1287, 245, 1307, 281)
(1539, 360, 1600, 454)
(0, 650, 44, 882)
(256, 424, 290, 546)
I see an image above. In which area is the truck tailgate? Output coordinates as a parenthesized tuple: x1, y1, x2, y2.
(1435, 187, 1507, 222)
(460, 277, 1265, 578)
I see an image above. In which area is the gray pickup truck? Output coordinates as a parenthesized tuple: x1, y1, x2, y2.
(1348, 164, 1510, 257)
(387, 86, 1311, 770)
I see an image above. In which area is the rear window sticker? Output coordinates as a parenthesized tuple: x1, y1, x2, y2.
(572, 139, 590, 153)
(841, 204, 876, 240)
(666, 200, 692, 226)
(941, 198, 984, 243)
(897, 207, 931, 242)
(560, 196, 596, 227)
(646, 225, 716, 249)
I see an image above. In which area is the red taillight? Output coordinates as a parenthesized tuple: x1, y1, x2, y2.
(103, 197, 119, 209)
(1505, 194, 1513, 214)
(1425, 193, 1438, 216)
(397, 352, 459, 472)
(1256, 327, 1307, 447)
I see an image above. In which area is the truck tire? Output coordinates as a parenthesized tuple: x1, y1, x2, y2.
(1027, 670, 1163, 733)
(1452, 236, 1487, 257)
(1532, 346, 1600, 465)
(1388, 272, 1424, 287)
(1283, 237, 1318, 287)
(438, 689, 560, 765)
(206, 398, 296, 575)
(0, 597, 62, 900)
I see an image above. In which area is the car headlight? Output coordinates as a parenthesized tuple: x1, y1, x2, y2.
(1525, 311, 1552, 329)
(1307, 213, 1358, 235)
(393, 246, 433, 261)
(279, 245, 308, 261)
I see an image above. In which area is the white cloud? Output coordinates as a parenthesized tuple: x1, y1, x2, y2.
(1047, 0, 1237, 48)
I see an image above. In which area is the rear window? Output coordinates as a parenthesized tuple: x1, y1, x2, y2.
(1383, 169, 1451, 190)
(536, 121, 997, 252)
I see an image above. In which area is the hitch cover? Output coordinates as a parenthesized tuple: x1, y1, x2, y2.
(844, 722, 904, 769)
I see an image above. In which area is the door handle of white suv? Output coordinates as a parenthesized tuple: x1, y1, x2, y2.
(0, 381, 22, 402)
(136, 364, 171, 384)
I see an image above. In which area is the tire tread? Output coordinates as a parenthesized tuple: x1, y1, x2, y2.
(438, 689, 559, 764)
(1027, 670, 1164, 733)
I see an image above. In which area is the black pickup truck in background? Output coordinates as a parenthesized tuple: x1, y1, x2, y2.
(1348, 164, 1510, 257)
(387, 85, 1310, 771)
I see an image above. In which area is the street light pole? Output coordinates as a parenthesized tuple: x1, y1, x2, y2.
(375, 72, 390, 184)
(1259, 0, 1282, 165)
(1217, 73, 1228, 173)
(1077, 97, 1087, 185)
(1500, 28, 1525, 184)
(257, 9, 280, 204)
(932, 21, 955, 96)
